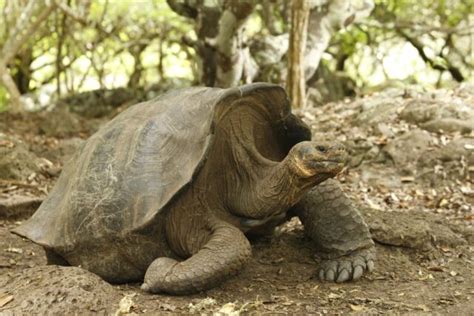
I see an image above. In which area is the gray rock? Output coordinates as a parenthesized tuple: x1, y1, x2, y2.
(0, 265, 116, 315)
(383, 129, 434, 175)
(400, 98, 474, 134)
(362, 209, 467, 251)
(421, 118, 472, 134)
(355, 97, 403, 126)
(0, 195, 43, 219)
(0, 136, 41, 180)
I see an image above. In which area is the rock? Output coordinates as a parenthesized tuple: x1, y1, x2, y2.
(360, 167, 402, 189)
(455, 82, 474, 97)
(366, 211, 433, 250)
(45, 137, 84, 164)
(0, 266, 116, 315)
(421, 118, 472, 134)
(383, 129, 434, 175)
(421, 138, 474, 165)
(0, 195, 43, 219)
(58, 87, 143, 118)
(354, 96, 403, 126)
(374, 123, 395, 138)
(38, 108, 83, 138)
(362, 209, 467, 250)
(400, 98, 474, 134)
(417, 137, 474, 183)
(429, 222, 468, 248)
(0, 135, 41, 180)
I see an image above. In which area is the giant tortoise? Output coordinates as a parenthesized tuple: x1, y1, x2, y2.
(14, 83, 375, 294)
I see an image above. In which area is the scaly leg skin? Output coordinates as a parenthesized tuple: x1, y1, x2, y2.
(290, 179, 375, 283)
(141, 222, 251, 295)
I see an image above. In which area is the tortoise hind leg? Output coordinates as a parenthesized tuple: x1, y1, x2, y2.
(45, 248, 70, 266)
(141, 221, 251, 294)
(290, 179, 375, 282)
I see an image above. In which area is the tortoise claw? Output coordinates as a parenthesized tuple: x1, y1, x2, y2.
(325, 269, 336, 281)
(317, 247, 375, 283)
(336, 269, 350, 283)
(352, 265, 363, 280)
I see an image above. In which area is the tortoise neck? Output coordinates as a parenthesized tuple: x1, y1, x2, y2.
(212, 104, 319, 219)
(230, 156, 318, 219)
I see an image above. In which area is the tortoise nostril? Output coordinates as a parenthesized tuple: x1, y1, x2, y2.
(316, 145, 327, 153)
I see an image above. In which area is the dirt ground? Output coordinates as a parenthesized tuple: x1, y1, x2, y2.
(0, 85, 473, 315)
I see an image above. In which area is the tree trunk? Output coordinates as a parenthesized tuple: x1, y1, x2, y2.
(1, 1, 56, 64)
(167, 0, 256, 88)
(0, 0, 56, 111)
(287, 0, 310, 109)
(13, 47, 33, 94)
(0, 62, 22, 111)
(304, 0, 374, 80)
(127, 44, 146, 89)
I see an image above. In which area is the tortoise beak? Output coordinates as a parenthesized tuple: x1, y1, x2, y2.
(290, 142, 347, 178)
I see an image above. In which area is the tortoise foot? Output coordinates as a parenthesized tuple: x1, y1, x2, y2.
(317, 247, 375, 283)
(141, 257, 178, 293)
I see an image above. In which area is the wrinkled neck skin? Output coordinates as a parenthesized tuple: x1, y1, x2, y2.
(216, 104, 329, 220)
(230, 150, 329, 220)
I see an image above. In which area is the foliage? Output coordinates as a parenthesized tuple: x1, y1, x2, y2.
(0, 85, 8, 112)
(329, 0, 473, 89)
(1, 0, 194, 99)
(0, 0, 473, 110)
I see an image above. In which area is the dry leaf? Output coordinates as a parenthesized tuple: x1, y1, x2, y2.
(349, 304, 365, 311)
(438, 198, 449, 208)
(5, 247, 23, 254)
(427, 266, 444, 272)
(460, 187, 474, 197)
(188, 297, 217, 313)
(0, 294, 14, 307)
(114, 293, 137, 316)
(417, 304, 431, 312)
(328, 293, 342, 299)
(418, 274, 434, 281)
(159, 303, 177, 312)
(217, 303, 239, 315)
(400, 176, 415, 182)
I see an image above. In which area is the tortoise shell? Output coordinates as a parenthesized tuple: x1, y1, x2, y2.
(13, 83, 310, 253)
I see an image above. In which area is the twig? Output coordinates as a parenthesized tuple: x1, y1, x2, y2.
(0, 179, 40, 188)
(1, 0, 56, 64)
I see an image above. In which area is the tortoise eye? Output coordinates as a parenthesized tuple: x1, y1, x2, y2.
(316, 145, 327, 153)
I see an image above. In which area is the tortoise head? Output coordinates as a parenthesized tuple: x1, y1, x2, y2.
(288, 141, 347, 179)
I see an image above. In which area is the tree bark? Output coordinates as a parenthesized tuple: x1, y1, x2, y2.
(287, 0, 310, 109)
(214, 1, 255, 87)
(304, 0, 374, 80)
(1, 1, 56, 64)
(13, 47, 33, 94)
(0, 0, 56, 111)
(397, 29, 465, 82)
(167, 0, 255, 87)
(0, 62, 22, 111)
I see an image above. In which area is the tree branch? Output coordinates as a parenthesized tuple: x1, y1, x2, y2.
(1, 0, 56, 64)
(0, 62, 22, 111)
(0, 0, 56, 111)
(166, 0, 198, 19)
(397, 29, 464, 82)
(304, 0, 374, 80)
(214, 1, 255, 87)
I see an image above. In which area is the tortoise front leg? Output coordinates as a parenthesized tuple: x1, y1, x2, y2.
(141, 221, 251, 295)
(290, 179, 375, 282)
